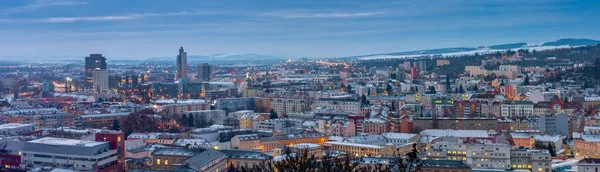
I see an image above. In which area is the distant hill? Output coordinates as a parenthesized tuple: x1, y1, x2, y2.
(352, 47, 476, 58)
(541, 38, 600, 46)
(344, 38, 600, 60)
(488, 43, 527, 49)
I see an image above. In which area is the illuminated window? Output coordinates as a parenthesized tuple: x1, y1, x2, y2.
(118, 137, 121, 142)
(165, 160, 169, 165)
(538, 168, 542, 172)
(157, 159, 161, 165)
(528, 165, 532, 168)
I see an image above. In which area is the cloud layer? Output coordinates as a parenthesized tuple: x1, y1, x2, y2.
(0, 0, 598, 59)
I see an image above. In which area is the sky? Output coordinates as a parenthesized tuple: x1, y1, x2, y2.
(0, 0, 599, 60)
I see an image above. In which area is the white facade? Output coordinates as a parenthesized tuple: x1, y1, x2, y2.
(501, 101, 534, 117)
(356, 85, 376, 96)
(270, 98, 309, 116)
(466, 144, 511, 170)
(311, 100, 360, 115)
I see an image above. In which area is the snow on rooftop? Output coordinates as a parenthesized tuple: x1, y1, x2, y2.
(420, 129, 490, 143)
(581, 134, 600, 142)
(29, 137, 105, 147)
(510, 133, 561, 142)
(584, 126, 600, 132)
(0, 123, 33, 129)
(293, 143, 320, 148)
(382, 133, 418, 140)
(324, 141, 386, 149)
(152, 99, 207, 104)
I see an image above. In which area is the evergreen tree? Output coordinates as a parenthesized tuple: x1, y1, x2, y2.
(180, 114, 189, 126)
(428, 86, 436, 94)
(270, 109, 278, 119)
(188, 114, 195, 127)
(523, 75, 530, 85)
(386, 84, 393, 95)
(548, 144, 556, 156)
(445, 75, 451, 93)
(361, 94, 367, 105)
(112, 119, 120, 131)
(347, 85, 352, 92)
(458, 85, 465, 93)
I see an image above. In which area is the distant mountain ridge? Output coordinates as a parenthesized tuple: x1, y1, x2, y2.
(541, 38, 600, 46)
(345, 38, 600, 60)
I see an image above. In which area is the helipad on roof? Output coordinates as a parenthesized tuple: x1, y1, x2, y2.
(29, 137, 105, 147)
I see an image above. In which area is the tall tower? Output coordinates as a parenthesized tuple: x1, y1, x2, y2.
(176, 47, 188, 80)
(85, 54, 107, 83)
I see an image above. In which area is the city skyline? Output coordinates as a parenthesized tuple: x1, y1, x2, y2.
(0, 0, 599, 59)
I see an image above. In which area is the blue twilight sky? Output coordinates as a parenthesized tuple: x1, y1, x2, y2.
(0, 0, 599, 59)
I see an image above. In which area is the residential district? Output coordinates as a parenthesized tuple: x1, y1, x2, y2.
(2, 45, 600, 172)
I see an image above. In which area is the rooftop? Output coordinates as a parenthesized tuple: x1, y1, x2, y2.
(152, 99, 207, 104)
(184, 149, 226, 168)
(0, 123, 33, 129)
(382, 133, 418, 140)
(152, 147, 205, 157)
(324, 141, 386, 149)
(421, 160, 470, 168)
(29, 137, 105, 147)
(79, 112, 130, 119)
(292, 143, 321, 148)
(236, 134, 260, 141)
(219, 150, 272, 160)
(260, 133, 327, 142)
(579, 158, 600, 165)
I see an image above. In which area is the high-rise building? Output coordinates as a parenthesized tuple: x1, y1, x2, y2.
(176, 47, 188, 80)
(85, 54, 107, 83)
(411, 67, 421, 79)
(198, 63, 213, 81)
(396, 67, 405, 81)
(414, 61, 427, 72)
(93, 69, 109, 92)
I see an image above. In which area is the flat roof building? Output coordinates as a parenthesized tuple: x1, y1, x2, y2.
(22, 137, 118, 171)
